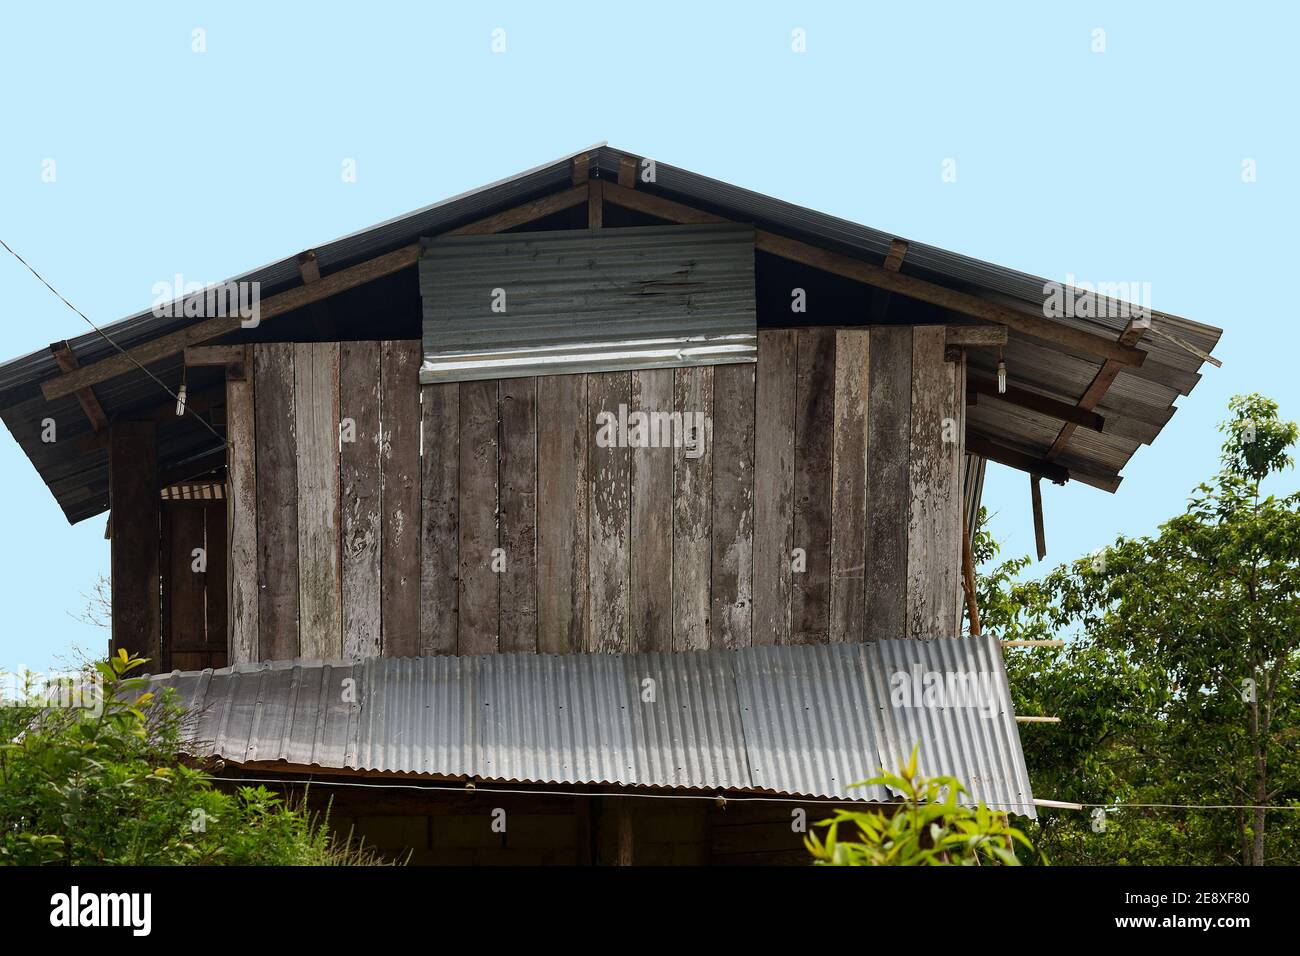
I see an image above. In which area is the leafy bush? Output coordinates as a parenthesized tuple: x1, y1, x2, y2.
(0, 650, 385, 866)
(805, 747, 1034, 865)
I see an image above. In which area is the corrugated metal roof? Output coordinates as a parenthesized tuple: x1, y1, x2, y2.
(0, 143, 1222, 521)
(419, 224, 757, 383)
(147, 637, 1036, 816)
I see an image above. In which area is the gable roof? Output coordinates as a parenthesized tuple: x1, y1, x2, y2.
(0, 143, 1221, 523)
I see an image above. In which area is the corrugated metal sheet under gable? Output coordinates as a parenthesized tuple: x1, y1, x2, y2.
(148, 638, 1036, 816)
(418, 223, 757, 383)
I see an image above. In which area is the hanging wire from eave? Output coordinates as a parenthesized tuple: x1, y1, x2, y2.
(208, 774, 1300, 813)
(0, 236, 229, 448)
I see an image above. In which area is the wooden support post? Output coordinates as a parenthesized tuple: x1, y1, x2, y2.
(588, 180, 603, 229)
(1031, 475, 1046, 561)
(616, 798, 634, 866)
(1016, 716, 1062, 724)
(1002, 639, 1065, 647)
(108, 422, 160, 667)
(961, 515, 980, 635)
(226, 349, 258, 663)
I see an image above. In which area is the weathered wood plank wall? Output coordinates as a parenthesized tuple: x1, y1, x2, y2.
(161, 500, 228, 671)
(226, 329, 966, 661)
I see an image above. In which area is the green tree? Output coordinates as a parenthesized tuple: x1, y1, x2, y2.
(0, 650, 386, 866)
(977, 394, 1300, 865)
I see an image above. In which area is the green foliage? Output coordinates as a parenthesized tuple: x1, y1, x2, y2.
(805, 747, 1034, 866)
(977, 394, 1300, 865)
(0, 650, 386, 866)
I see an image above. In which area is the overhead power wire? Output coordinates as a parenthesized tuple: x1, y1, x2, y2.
(213, 774, 1300, 813)
(0, 236, 228, 448)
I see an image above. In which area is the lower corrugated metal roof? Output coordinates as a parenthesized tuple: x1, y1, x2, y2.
(148, 637, 1036, 816)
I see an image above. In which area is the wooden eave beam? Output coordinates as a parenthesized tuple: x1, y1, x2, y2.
(184, 345, 247, 368)
(965, 432, 1070, 485)
(945, 325, 1007, 348)
(968, 374, 1105, 430)
(600, 181, 1145, 368)
(48, 341, 109, 436)
(40, 185, 589, 402)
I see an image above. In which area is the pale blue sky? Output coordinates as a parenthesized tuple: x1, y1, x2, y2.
(1, 3, 1294, 671)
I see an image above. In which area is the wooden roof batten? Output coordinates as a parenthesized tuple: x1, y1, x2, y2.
(40, 175, 1150, 406)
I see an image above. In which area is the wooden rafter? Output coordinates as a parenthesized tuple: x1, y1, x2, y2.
(571, 153, 592, 186)
(867, 238, 907, 321)
(968, 374, 1105, 430)
(1044, 317, 1148, 461)
(617, 154, 637, 188)
(966, 432, 1069, 484)
(48, 341, 109, 435)
(599, 181, 1145, 367)
(40, 185, 589, 402)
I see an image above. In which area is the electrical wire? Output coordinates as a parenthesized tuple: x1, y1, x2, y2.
(211, 774, 1300, 813)
(0, 236, 228, 448)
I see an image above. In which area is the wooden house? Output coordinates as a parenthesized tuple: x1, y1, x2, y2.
(0, 145, 1221, 864)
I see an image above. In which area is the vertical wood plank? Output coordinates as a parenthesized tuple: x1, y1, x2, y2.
(671, 365, 713, 650)
(536, 374, 588, 653)
(629, 368, 674, 652)
(865, 326, 912, 641)
(108, 423, 161, 665)
(589, 372, 631, 653)
(295, 342, 342, 658)
(165, 506, 207, 654)
(204, 501, 227, 656)
(906, 325, 961, 639)
(253, 343, 297, 660)
(458, 379, 499, 654)
(339, 341, 381, 660)
(419, 382, 459, 655)
(381, 340, 422, 657)
(226, 372, 259, 663)
(752, 331, 797, 646)
(791, 328, 835, 645)
(710, 361, 755, 649)
(499, 376, 538, 654)
(954, 352, 968, 637)
(830, 329, 870, 643)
